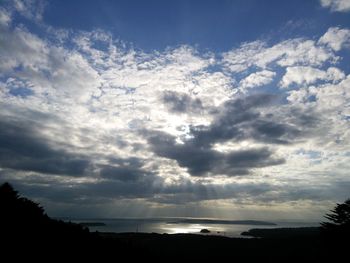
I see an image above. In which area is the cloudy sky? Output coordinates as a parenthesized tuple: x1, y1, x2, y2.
(1, 0, 350, 220)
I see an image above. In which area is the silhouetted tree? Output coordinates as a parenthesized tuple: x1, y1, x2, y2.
(321, 199, 350, 241)
(321, 199, 350, 227)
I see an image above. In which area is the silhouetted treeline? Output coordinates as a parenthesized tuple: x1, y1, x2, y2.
(0, 182, 349, 261)
(0, 182, 97, 257)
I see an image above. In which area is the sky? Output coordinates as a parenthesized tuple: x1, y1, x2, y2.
(0, 0, 350, 221)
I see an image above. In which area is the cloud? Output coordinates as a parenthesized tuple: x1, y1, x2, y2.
(280, 66, 345, 88)
(0, 7, 11, 26)
(162, 90, 203, 114)
(99, 157, 151, 182)
(222, 38, 336, 73)
(147, 130, 284, 177)
(1, 166, 277, 207)
(0, 21, 101, 102)
(0, 114, 92, 176)
(239, 70, 276, 91)
(0, 24, 48, 73)
(318, 27, 350, 51)
(320, 0, 350, 12)
(12, 0, 47, 22)
(145, 94, 295, 177)
(311, 74, 350, 118)
(0, 2, 350, 218)
(286, 74, 350, 142)
(190, 94, 306, 146)
(4, 173, 163, 203)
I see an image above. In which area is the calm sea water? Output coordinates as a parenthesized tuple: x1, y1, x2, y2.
(66, 218, 319, 238)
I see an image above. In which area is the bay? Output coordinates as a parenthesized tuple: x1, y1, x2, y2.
(64, 218, 319, 238)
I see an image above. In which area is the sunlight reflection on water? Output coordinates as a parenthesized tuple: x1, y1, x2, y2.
(161, 224, 210, 234)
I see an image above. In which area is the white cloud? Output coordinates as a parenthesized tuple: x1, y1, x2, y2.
(286, 88, 310, 104)
(221, 41, 264, 72)
(13, 0, 46, 22)
(239, 70, 276, 90)
(285, 73, 350, 155)
(0, 26, 48, 73)
(312, 75, 350, 116)
(320, 0, 350, 12)
(0, 8, 11, 26)
(318, 27, 350, 51)
(0, 25, 101, 102)
(222, 38, 336, 73)
(275, 39, 335, 67)
(280, 66, 345, 88)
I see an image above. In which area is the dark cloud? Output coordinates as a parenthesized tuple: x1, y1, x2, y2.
(0, 112, 165, 202)
(3, 163, 346, 211)
(191, 94, 303, 146)
(143, 94, 310, 177)
(146, 130, 284, 177)
(0, 116, 91, 176)
(288, 107, 319, 127)
(100, 166, 144, 182)
(99, 157, 151, 182)
(225, 93, 277, 110)
(150, 181, 275, 204)
(1, 173, 164, 204)
(249, 120, 301, 144)
(162, 90, 203, 113)
(1, 167, 275, 206)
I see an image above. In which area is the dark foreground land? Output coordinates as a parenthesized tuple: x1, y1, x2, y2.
(1, 183, 348, 261)
(4, 228, 346, 261)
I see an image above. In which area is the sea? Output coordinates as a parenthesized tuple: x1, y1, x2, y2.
(63, 218, 320, 238)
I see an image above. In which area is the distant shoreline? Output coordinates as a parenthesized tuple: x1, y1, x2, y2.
(170, 219, 277, 226)
(58, 217, 277, 226)
(79, 222, 106, 227)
